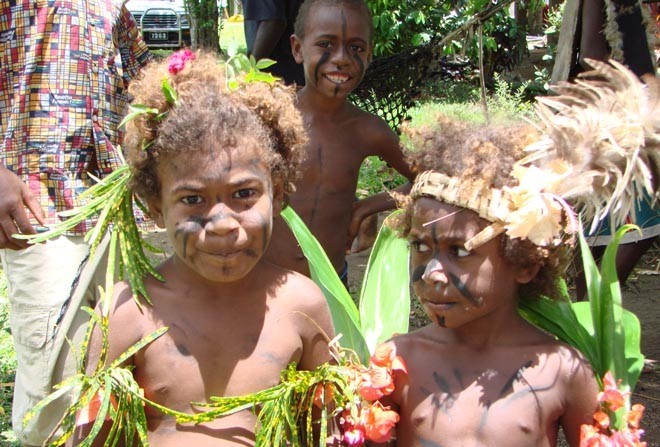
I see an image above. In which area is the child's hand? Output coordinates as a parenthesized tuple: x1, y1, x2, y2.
(349, 213, 379, 254)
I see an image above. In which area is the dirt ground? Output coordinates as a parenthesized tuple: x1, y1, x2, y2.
(345, 242, 660, 446)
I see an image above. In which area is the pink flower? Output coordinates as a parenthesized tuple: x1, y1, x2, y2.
(363, 403, 399, 443)
(343, 428, 366, 446)
(580, 424, 614, 447)
(341, 410, 366, 446)
(168, 49, 196, 75)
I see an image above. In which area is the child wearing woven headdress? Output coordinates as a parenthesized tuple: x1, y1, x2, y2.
(374, 117, 599, 447)
(373, 60, 659, 447)
(73, 51, 334, 446)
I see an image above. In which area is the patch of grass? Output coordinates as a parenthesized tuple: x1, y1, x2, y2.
(219, 20, 246, 55)
(357, 157, 407, 198)
(0, 269, 19, 446)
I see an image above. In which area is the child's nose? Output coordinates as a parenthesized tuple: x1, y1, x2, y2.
(331, 45, 350, 66)
(422, 258, 449, 285)
(205, 205, 240, 235)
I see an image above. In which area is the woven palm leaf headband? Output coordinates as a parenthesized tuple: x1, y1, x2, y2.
(411, 59, 659, 251)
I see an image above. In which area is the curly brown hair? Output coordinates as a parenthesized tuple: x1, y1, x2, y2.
(398, 114, 571, 300)
(123, 51, 306, 203)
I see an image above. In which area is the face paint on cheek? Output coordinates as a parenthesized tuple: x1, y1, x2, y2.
(314, 51, 330, 85)
(174, 216, 208, 258)
(411, 263, 427, 283)
(448, 272, 483, 307)
(353, 53, 365, 78)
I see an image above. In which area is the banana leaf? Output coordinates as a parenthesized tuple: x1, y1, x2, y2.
(358, 211, 410, 353)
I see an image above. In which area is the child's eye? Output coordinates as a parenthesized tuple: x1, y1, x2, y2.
(409, 240, 430, 253)
(233, 189, 256, 199)
(317, 41, 331, 48)
(350, 45, 364, 53)
(181, 195, 204, 205)
(452, 245, 471, 258)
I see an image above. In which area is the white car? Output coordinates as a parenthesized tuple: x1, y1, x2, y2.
(127, 0, 192, 49)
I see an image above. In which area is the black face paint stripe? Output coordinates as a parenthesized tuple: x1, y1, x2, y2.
(175, 216, 208, 258)
(412, 263, 426, 283)
(448, 272, 482, 307)
(315, 51, 330, 84)
(353, 52, 365, 78)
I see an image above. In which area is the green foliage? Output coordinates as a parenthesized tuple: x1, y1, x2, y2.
(368, 0, 447, 56)
(282, 207, 411, 356)
(226, 54, 279, 89)
(0, 270, 19, 446)
(357, 157, 407, 198)
(358, 212, 410, 351)
(406, 76, 534, 131)
(519, 225, 644, 430)
(219, 20, 247, 55)
(16, 166, 164, 308)
(281, 207, 369, 362)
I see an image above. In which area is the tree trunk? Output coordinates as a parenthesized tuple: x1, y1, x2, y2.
(186, 0, 220, 52)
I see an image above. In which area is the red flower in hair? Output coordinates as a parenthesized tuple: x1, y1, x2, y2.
(168, 49, 196, 75)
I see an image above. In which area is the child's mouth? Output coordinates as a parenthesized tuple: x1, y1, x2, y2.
(423, 301, 458, 312)
(324, 73, 350, 84)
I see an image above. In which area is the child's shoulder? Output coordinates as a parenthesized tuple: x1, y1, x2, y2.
(262, 261, 328, 308)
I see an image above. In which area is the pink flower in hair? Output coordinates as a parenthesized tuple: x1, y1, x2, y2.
(168, 49, 196, 75)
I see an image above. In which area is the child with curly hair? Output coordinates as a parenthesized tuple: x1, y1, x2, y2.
(73, 51, 334, 446)
(375, 115, 601, 447)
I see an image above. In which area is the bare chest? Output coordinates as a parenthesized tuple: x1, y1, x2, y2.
(297, 127, 366, 195)
(134, 307, 303, 412)
(398, 358, 563, 447)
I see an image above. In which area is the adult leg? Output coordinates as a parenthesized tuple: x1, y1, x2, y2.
(1, 234, 109, 446)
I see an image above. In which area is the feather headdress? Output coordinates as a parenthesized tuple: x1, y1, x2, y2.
(411, 59, 659, 251)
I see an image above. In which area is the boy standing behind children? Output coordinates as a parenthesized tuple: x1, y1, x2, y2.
(265, 0, 414, 282)
(73, 51, 335, 446)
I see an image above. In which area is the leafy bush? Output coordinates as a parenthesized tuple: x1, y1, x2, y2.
(0, 269, 19, 446)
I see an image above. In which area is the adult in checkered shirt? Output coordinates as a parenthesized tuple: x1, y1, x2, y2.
(0, 0, 151, 444)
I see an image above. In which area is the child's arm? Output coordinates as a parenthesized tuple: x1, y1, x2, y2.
(69, 282, 145, 447)
(348, 116, 414, 252)
(294, 277, 335, 370)
(559, 349, 600, 447)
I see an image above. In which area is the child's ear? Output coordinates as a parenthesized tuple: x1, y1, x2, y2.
(147, 198, 166, 229)
(291, 34, 304, 64)
(272, 179, 285, 217)
(515, 263, 541, 284)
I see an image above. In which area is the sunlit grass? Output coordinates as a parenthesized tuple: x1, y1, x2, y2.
(220, 20, 246, 55)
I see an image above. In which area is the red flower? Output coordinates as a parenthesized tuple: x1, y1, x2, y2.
(313, 382, 335, 409)
(358, 365, 394, 401)
(363, 403, 399, 443)
(626, 404, 644, 429)
(371, 342, 408, 374)
(598, 372, 627, 412)
(168, 49, 196, 75)
(593, 410, 610, 430)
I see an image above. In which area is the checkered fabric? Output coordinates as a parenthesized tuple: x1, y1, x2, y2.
(0, 0, 151, 234)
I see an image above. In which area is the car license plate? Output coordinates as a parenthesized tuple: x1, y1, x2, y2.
(149, 32, 168, 40)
